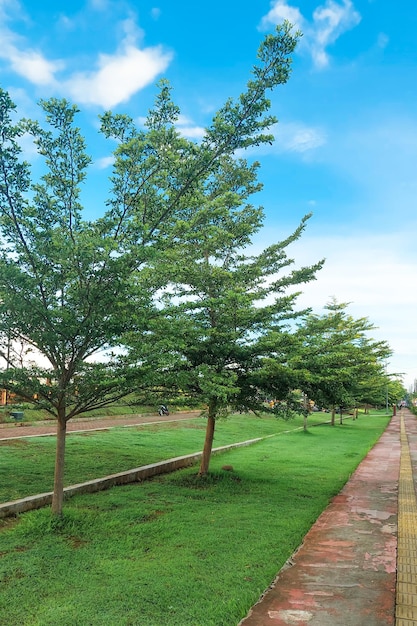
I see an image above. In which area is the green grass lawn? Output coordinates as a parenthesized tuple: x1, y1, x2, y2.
(0, 412, 391, 626)
(0, 412, 331, 503)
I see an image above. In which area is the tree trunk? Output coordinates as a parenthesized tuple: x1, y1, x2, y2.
(51, 409, 67, 516)
(331, 406, 335, 426)
(198, 400, 217, 476)
(303, 394, 308, 432)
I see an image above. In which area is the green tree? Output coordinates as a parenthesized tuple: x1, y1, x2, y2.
(355, 371, 405, 412)
(131, 204, 323, 474)
(387, 378, 407, 407)
(0, 23, 302, 514)
(292, 300, 392, 425)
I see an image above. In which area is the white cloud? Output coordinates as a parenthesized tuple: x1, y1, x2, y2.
(284, 232, 417, 388)
(260, 0, 304, 31)
(311, 0, 361, 68)
(0, 3, 62, 86)
(292, 240, 414, 308)
(235, 121, 326, 159)
(134, 113, 205, 140)
(119, 14, 145, 47)
(16, 131, 39, 158)
(260, 0, 361, 69)
(177, 125, 206, 140)
(273, 121, 327, 153)
(175, 116, 206, 140)
(64, 44, 172, 108)
(8, 48, 62, 85)
(63, 16, 172, 108)
(94, 155, 115, 169)
(250, 224, 417, 389)
(0, 4, 172, 108)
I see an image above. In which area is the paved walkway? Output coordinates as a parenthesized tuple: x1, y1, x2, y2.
(239, 409, 417, 626)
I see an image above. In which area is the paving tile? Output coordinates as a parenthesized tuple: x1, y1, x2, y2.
(239, 411, 417, 626)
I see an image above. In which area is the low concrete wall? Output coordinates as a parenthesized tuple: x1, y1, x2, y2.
(0, 437, 265, 519)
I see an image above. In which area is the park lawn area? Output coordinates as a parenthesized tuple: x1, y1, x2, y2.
(0, 412, 331, 503)
(0, 413, 391, 626)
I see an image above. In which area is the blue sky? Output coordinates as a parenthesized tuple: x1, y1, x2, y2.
(1, 0, 416, 390)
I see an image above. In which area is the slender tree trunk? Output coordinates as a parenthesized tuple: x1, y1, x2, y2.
(198, 399, 217, 476)
(331, 406, 335, 426)
(51, 409, 67, 516)
(303, 394, 308, 432)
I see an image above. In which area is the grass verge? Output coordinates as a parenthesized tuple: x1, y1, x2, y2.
(0, 412, 331, 503)
(0, 413, 391, 626)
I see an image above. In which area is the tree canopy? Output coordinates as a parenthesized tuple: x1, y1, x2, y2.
(291, 299, 393, 424)
(0, 22, 304, 514)
(128, 205, 323, 473)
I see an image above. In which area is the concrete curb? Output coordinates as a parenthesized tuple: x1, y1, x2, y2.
(0, 437, 265, 519)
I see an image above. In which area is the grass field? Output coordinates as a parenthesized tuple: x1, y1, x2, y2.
(0, 411, 391, 626)
(0, 411, 333, 503)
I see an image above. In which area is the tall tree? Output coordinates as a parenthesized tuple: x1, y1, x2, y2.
(130, 201, 323, 475)
(354, 370, 405, 412)
(292, 300, 392, 425)
(0, 23, 302, 514)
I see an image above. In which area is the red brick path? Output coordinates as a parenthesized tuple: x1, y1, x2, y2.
(239, 411, 406, 626)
